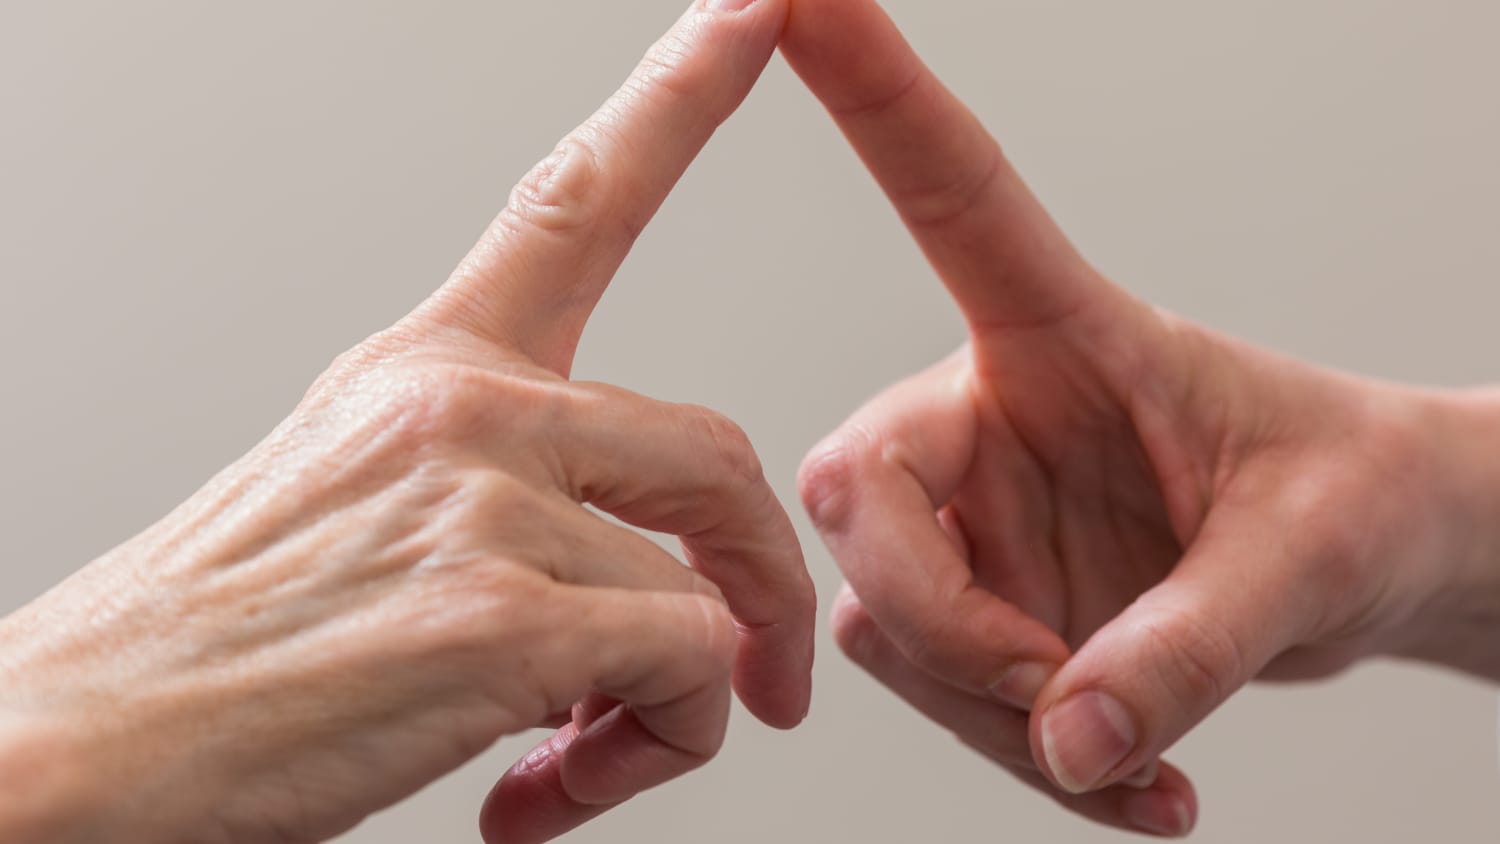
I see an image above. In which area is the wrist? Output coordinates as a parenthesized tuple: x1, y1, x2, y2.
(0, 555, 216, 843)
(1392, 387, 1500, 679)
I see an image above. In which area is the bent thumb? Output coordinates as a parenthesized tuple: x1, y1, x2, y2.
(1031, 522, 1312, 794)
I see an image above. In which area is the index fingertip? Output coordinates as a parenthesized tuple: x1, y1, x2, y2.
(782, 0, 920, 112)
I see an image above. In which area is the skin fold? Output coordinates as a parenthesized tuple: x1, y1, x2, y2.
(783, 0, 1500, 837)
(2, 0, 1499, 842)
(0, 1, 814, 842)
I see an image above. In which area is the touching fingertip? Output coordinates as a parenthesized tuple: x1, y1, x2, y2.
(704, 0, 757, 11)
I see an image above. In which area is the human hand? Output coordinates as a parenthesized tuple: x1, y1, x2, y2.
(783, 0, 1500, 836)
(0, 2, 813, 842)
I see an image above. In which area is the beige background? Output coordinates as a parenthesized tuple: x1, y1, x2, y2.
(3, 0, 1498, 841)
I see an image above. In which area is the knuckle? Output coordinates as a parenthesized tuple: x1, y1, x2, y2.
(407, 561, 553, 656)
(463, 576, 580, 719)
(371, 365, 499, 444)
(685, 406, 766, 493)
(501, 137, 611, 238)
(303, 329, 421, 403)
(631, 33, 727, 124)
(289, 363, 507, 464)
(466, 470, 548, 528)
(378, 366, 571, 451)
(828, 67, 923, 121)
(687, 594, 739, 672)
(797, 430, 876, 530)
(1136, 607, 1245, 712)
(895, 143, 1004, 230)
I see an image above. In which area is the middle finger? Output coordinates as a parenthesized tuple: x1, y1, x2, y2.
(535, 381, 817, 730)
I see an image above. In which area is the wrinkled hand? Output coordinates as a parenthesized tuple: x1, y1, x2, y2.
(784, 0, 1500, 837)
(0, 2, 812, 842)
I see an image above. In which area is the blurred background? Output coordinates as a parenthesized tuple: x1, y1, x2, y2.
(3, 0, 1498, 840)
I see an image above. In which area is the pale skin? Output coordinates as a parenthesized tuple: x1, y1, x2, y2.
(3, 0, 1500, 842)
(784, 0, 1500, 838)
(0, 1, 814, 842)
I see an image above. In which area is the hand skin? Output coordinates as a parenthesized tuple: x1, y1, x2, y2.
(0, 1, 815, 842)
(783, 0, 1500, 837)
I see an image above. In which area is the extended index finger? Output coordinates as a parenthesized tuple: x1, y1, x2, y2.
(418, 0, 788, 375)
(780, 0, 1102, 332)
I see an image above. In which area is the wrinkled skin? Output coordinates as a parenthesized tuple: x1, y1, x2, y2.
(0, 2, 815, 843)
(784, 0, 1500, 837)
(3, 1, 1499, 842)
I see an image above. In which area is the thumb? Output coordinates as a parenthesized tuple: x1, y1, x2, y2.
(1031, 516, 1317, 795)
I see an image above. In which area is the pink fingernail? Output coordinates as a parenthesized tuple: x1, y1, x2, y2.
(705, 0, 757, 11)
(990, 661, 1056, 711)
(1040, 691, 1139, 793)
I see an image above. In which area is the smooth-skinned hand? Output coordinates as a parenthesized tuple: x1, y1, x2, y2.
(0, 2, 813, 843)
(783, 0, 1500, 837)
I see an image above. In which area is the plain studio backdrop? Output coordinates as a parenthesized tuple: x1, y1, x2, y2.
(3, 1, 1498, 841)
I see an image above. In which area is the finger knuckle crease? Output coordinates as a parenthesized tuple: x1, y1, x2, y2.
(691, 408, 765, 492)
(1139, 610, 1244, 710)
(829, 68, 923, 120)
(503, 138, 610, 236)
(634, 35, 722, 118)
(898, 147, 1005, 230)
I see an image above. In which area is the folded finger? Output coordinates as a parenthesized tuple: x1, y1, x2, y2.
(831, 584, 1033, 767)
(486, 480, 716, 597)
(482, 588, 735, 844)
(544, 382, 816, 729)
(799, 352, 1068, 700)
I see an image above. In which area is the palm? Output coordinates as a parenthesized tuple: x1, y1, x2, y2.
(958, 331, 1184, 651)
(964, 313, 1387, 678)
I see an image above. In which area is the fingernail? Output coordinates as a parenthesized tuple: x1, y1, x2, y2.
(1124, 760, 1160, 789)
(1040, 691, 1139, 793)
(705, 0, 757, 11)
(989, 661, 1056, 711)
(1125, 792, 1193, 838)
